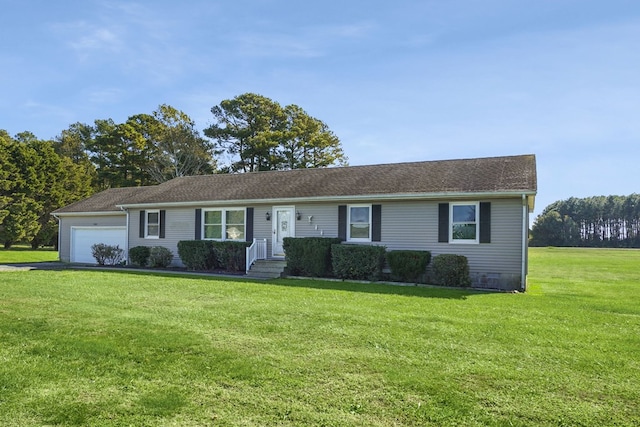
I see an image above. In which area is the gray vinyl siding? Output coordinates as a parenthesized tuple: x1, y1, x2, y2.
(252, 206, 273, 257)
(377, 201, 431, 249)
(123, 198, 526, 288)
(232, 203, 340, 259)
(57, 214, 126, 262)
(286, 204, 340, 240)
(430, 199, 525, 289)
(355, 198, 525, 289)
(292, 199, 525, 289)
(126, 203, 342, 265)
(128, 208, 194, 266)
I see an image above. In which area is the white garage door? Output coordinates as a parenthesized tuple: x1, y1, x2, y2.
(71, 227, 127, 263)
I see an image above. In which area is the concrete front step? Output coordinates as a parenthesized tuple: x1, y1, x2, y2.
(246, 259, 287, 279)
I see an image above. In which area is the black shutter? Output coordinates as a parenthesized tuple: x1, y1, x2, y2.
(372, 204, 382, 242)
(195, 209, 202, 240)
(438, 203, 449, 243)
(245, 207, 254, 242)
(139, 210, 145, 238)
(338, 205, 347, 241)
(480, 202, 491, 243)
(159, 210, 166, 239)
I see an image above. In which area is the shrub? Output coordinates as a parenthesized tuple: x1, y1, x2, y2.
(331, 244, 386, 281)
(177, 240, 250, 272)
(91, 243, 124, 266)
(431, 254, 471, 287)
(387, 250, 431, 283)
(129, 246, 151, 267)
(177, 241, 216, 270)
(211, 241, 251, 272)
(283, 237, 342, 277)
(148, 246, 173, 268)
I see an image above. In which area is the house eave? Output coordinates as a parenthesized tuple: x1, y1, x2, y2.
(117, 190, 537, 209)
(51, 211, 126, 217)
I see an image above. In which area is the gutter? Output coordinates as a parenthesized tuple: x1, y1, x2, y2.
(116, 190, 538, 210)
(52, 211, 126, 217)
(51, 213, 61, 262)
(120, 206, 130, 265)
(521, 194, 528, 291)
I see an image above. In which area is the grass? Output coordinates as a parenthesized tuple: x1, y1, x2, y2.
(0, 245, 58, 263)
(0, 248, 638, 426)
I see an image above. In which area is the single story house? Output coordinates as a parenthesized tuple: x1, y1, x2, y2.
(53, 154, 537, 290)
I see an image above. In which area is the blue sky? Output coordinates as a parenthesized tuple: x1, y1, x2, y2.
(2, 0, 639, 218)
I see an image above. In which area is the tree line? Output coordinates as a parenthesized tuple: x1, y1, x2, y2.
(530, 194, 640, 248)
(0, 93, 347, 248)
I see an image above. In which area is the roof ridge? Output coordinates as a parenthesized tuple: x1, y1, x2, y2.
(164, 153, 536, 179)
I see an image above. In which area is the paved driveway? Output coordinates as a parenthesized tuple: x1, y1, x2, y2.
(0, 262, 68, 271)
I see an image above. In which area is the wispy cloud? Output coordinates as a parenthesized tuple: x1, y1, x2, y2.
(233, 33, 323, 58)
(84, 87, 125, 104)
(229, 21, 376, 59)
(70, 25, 123, 56)
(21, 101, 76, 132)
(49, 1, 185, 82)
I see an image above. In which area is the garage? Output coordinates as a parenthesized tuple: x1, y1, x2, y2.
(70, 227, 127, 264)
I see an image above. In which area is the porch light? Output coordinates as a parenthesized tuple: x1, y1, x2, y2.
(296, 211, 301, 220)
(265, 212, 271, 221)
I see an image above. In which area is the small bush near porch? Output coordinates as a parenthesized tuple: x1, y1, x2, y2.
(177, 240, 250, 272)
(0, 248, 638, 426)
(283, 237, 341, 277)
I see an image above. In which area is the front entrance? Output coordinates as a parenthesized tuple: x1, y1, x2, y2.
(272, 206, 295, 258)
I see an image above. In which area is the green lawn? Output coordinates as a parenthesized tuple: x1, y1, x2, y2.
(0, 245, 59, 264)
(0, 248, 638, 426)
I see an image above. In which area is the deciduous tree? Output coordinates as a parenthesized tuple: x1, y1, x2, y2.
(128, 105, 215, 183)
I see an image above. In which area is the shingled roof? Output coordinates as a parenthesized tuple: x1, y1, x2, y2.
(54, 154, 536, 213)
(53, 187, 152, 214)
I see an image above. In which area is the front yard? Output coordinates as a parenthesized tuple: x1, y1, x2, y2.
(0, 248, 638, 425)
(0, 245, 58, 264)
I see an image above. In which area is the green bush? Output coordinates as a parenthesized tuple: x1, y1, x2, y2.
(177, 241, 216, 270)
(129, 246, 151, 267)
(331, 244, 386, 281)
(283, 237, 342, 277)
(90, 243, 124, 266)
(432, 254, 471, 287)
(212, 241, 250, 272)
(387, 250, 431, 283)
(177, 240, 250, 272)
(148, 246, 173, 268)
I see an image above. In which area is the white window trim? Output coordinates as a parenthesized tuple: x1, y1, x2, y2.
(202, 208, 246, 241)
(145, 209, 160, 239)
(450, 202, 479, 244)
(347, 204, 372, 242)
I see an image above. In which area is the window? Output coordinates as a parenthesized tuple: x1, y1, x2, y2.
(450, 202, 479, 243)
(146, 210, 160, 238)
(225, 210, 245, 240)
(348, 205, 371, 241)
(203, 209, 245, 241)
(203, 210, 222, 239)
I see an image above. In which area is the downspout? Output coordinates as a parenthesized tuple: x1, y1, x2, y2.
(52, 213, 61, 261)
(521, 194, 528, 291)
(120, 206, 130, 265)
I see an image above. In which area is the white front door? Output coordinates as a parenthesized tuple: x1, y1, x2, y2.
(272, 206, 295, 257)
